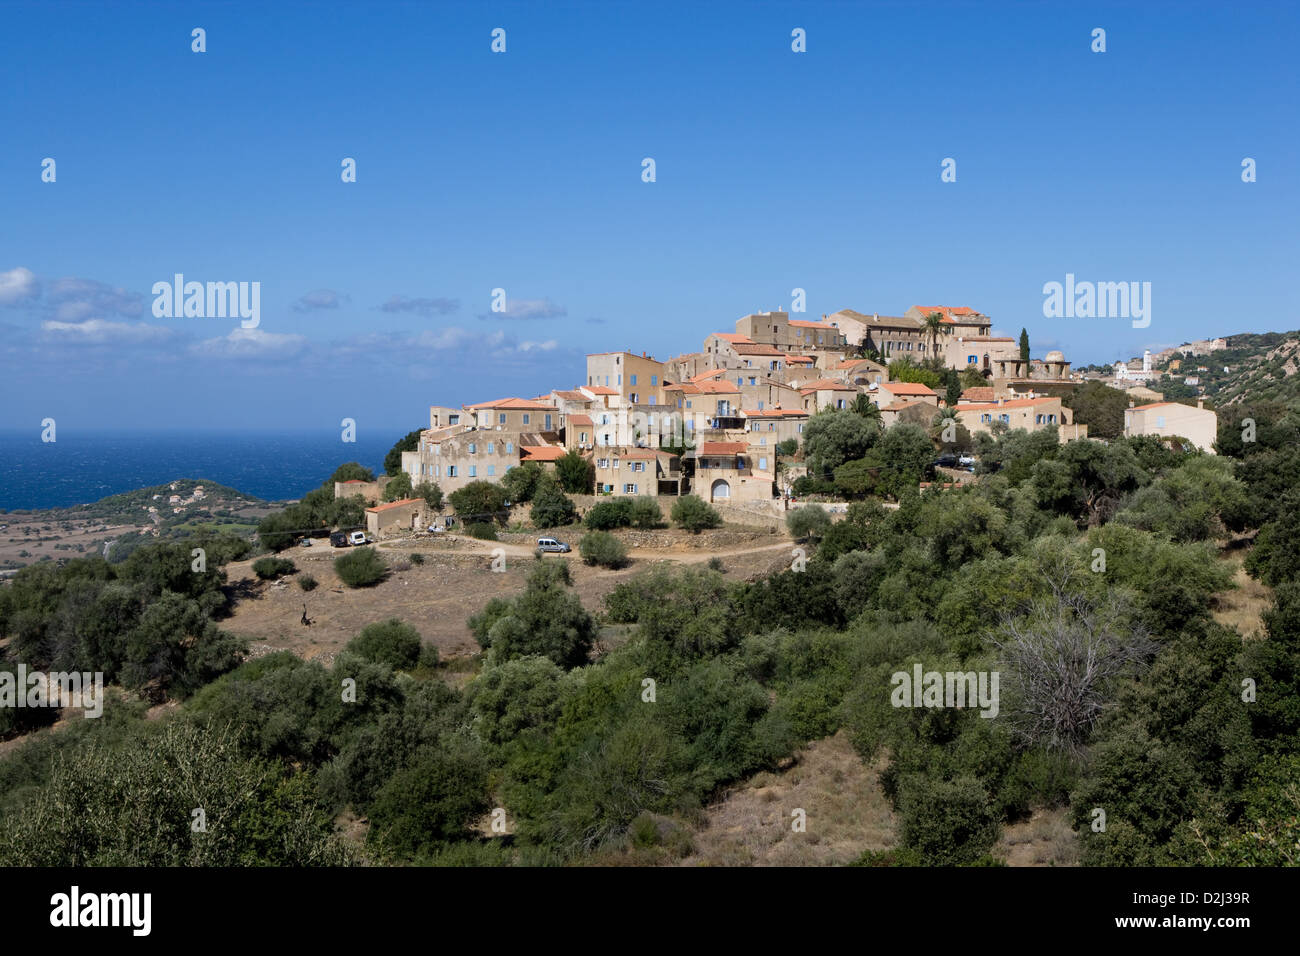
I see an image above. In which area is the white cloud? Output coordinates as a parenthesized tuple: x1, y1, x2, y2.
(48, 277, 143, 320)
(477, 297, 567, 321)
(40, 318, 175, 345)
(293, 289, 349, 312)
(0, 267, 40, 305)
(190, 327, 308, 359)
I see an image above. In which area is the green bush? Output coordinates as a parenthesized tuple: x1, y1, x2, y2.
(585, 499, 633, 530)
(671, 494, 721, 533)
(298, 574, 318, 591)
(382, 472, 413, 502)
(787, 506, 831, 541)
(531, 482, 576, 528)
(629, 497, 663, 529)
(580, 531, 629, 569)
(334, 546, 389, 588)
(409, 552, 425, 565)
(347, 618, 423, 669)
(252, 556, 296, 580)
(448, 481, 507, 524)
(467, 522, 497, 541)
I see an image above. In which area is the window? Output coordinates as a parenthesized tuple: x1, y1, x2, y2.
(999, 414, 1010, 424)
(630, 393, 639, 403)
(604, 376, 609, 386)
(506, 441, 513, 453)
(759, 437, 767, 445)
(768, 423, 775, 431)
(487, 465, 495, 476)
(468, 442, 476, 454)
(625, 484, 637, 494)
(1156, 415, 1166, 429)
(967, 356, 977, 364)
(737, 377, 744, 386)
(836, 399, 845, 409)
(630, 374, 637, 386)
(748, 377, 756, 385)
(448, 414, 459, 425)
(597, 458, 609, 469)
(612, 458, 620, 470)
(447, 465, 457, 477)
(981, 414, 992, 423)
(797, 424, 804, 433)
(617, 375, 622, 386)
(651, 375, 658, 385)
(759, 457, 768, 470)
(757, 400, 765, 410)
(649, 396, 656, 405)
(522, 414, 530, 425)
(499, 413, 506, 425)
(469, 465, 477, 477)
(580, 432, 588, 443)
(487, 442, 495, 454)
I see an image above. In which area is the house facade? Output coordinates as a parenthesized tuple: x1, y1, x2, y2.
(1123, 400, 1217, 452)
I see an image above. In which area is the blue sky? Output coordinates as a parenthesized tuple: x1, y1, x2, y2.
(2, 0, 1295, 435)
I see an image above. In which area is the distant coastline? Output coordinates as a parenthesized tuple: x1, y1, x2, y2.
(0, 430, 396, 511)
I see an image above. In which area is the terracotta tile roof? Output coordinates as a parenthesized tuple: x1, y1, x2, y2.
(553, 390, 590, 402)
(799, 378, 857, 393)
(694, 380, 741, 394)
(690, 368, 727, 383)
(881, 382, 937, 396)
(620, 449, 661, 460)
(1130, 402, 1200, 411)
(960, 387, 995, 402)
(464, 397, 556, 411)
(582, 385, 618, 395)
(741, 407, 808, 418)
(958, 397, 1060, 411)
(731, 343, 785, 356)
(835, 358, 880, 369)
(788, 319, 837, 329)
(710, 333, 754, 344)
(567, 413, 593, 426)
(698, 442, 748, 456)
(786, 355, 816, 364)
(340, 479, 367, 484)
(520, 445, 567, 461)
(882, 400, 923, 412)
(366, 498, 425, 513)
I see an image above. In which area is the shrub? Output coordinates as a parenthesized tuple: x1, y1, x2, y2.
(252, 556, 296, 580)
(671, 495, 721, 533)
(346, 618, 422, 669)
(382, 472, 413, 502)
(334, 546, 389, 588)
(409, 552, 425, 565)
(580, 531, 629, 569)
(467, 561, 596, 668)
(787, 506, 831, 541)
(467, 522, 497, 541)
(448, 482, 508, 525)
(298, 574, 318, 592)
(629, 497, 663, 529)
(585, 499, 633, 530)
(531, 483, 576, 528)
(413, 481, 443, 510)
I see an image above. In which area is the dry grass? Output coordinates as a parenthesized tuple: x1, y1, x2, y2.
(995, 808, 1080, 866)
(673, 730, 896, 867)
(1212, 556, 1272, 640)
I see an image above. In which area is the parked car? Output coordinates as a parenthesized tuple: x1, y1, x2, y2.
(426, 524, 446, 533)
(934, 454, 959, 468)
(329, 531, 348, 548)
(300, 537, 313, 547)
(958, 455, 976, 467)
(348, 530, 369, 546)
(536, 537, 571, 553)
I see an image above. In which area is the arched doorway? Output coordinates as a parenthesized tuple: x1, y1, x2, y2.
(710, 479, 731, 502)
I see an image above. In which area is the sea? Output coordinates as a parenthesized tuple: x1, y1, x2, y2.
(0, 430, 395, 511)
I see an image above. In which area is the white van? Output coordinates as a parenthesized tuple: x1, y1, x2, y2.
(536, 537, 571, 553)
(348, 530, 368, 546)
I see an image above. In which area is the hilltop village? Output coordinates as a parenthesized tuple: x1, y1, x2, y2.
(354, 305, 1220, 536)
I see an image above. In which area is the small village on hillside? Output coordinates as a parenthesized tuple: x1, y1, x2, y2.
(350, 305, 1223, 538)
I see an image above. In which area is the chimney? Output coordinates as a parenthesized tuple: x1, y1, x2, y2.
(1197, 398, 1204, 409)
